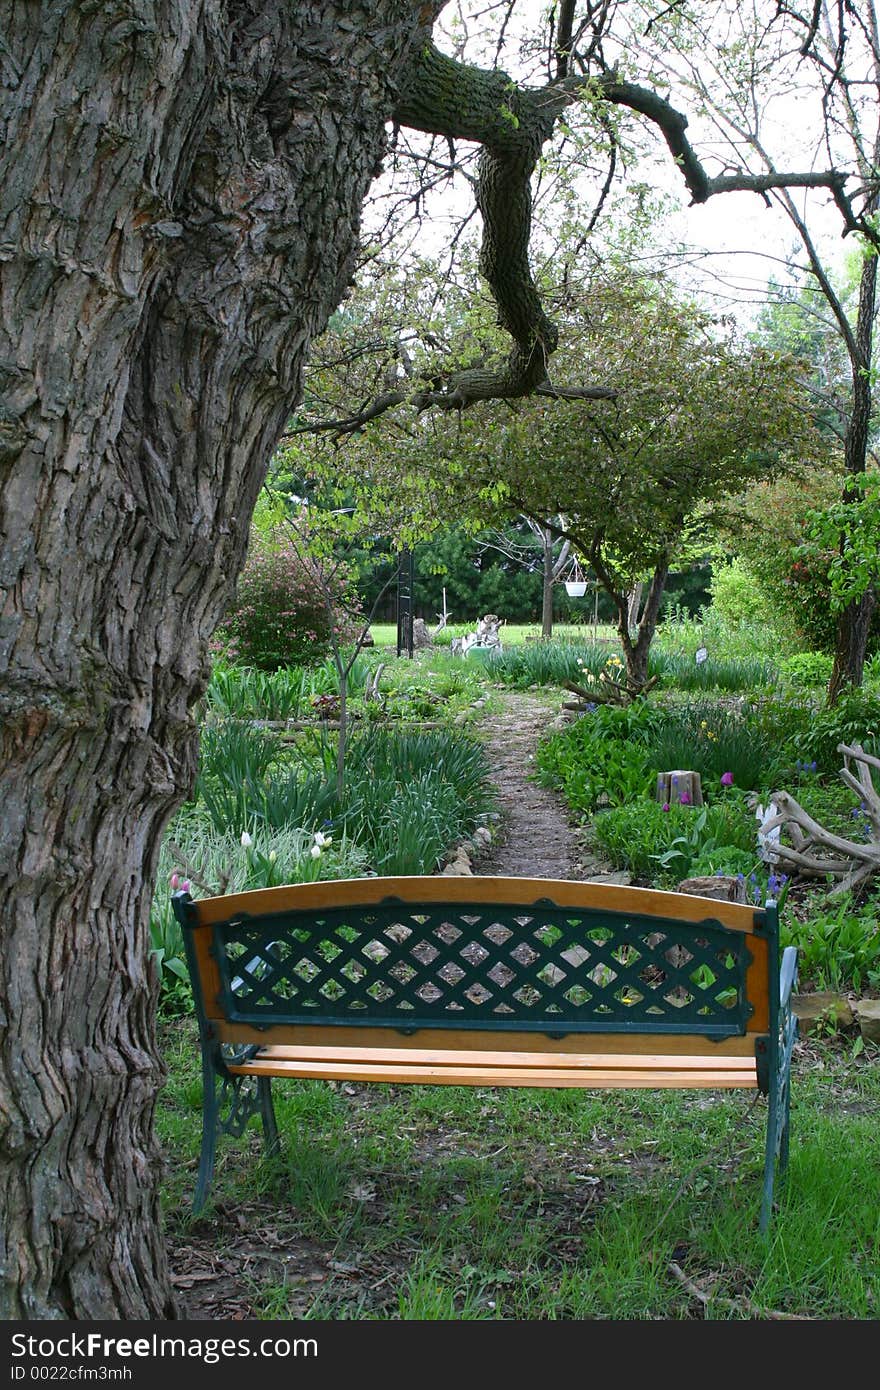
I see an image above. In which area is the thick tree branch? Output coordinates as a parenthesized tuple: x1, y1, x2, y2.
(300, 32, 871, 431)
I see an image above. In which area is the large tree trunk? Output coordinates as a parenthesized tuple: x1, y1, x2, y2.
(0, 0, 434, 1319)
(615, 562, 669, 691)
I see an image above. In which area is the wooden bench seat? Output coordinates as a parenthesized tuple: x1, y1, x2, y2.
(225, 1043, 759, 1087)
(173, 875, 797, 1230)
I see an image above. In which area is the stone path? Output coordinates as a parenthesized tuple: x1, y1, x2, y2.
(474, 689, 629, 884)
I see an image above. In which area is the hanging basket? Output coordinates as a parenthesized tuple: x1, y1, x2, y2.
(560, 555, 588, 598)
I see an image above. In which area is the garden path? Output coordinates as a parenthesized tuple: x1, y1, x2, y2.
(474, 689, 629, 884)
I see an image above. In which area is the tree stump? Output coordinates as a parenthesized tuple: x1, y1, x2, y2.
(677, 875, 746, 903)
(656, 770, 703, 807)
(412, 618, 433, 648)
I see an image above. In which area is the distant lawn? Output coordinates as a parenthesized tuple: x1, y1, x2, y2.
(368, 622, 618, 648)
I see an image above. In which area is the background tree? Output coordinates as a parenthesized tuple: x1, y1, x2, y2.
(325, 267, 819, 688)
(479, 517, 573, 638)
(642, 0, 880, 700)
(716, 469, 847, 651)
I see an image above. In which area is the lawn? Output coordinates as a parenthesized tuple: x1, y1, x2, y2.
(368, 621, 619, 648)
(159, 1022, 880, 1319)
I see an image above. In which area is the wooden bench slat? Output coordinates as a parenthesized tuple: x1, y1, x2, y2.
(227, 1056, 758, 1088)
(242, 1042, 757, 1071)
(212, 1021, 760, 1056)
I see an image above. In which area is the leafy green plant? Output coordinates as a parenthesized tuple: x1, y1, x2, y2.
(537, 702, 659, 812)
(656, 604, 793, 665)
(538, 736, 654, 813)
(796, 688, 880, 772)
(592, 800, 756, 881)
(781, 895, 880, 992)
(213, 532, 359, 671)
(708, 556, 773, 624)
(779, 651, 834, 689)
(148, 896, 190, 1009)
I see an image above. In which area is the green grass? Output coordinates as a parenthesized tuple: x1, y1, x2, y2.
(158, 1023, 880, 1319)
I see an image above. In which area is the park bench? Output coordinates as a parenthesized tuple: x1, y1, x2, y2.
(172, 876, 797, 1230)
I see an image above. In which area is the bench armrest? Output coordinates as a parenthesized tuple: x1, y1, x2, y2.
(779, 946, 798, 1007)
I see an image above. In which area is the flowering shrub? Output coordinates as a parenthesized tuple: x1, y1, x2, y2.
(215, 534, 359, 670)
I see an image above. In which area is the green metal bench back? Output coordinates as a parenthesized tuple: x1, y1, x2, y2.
(196, 895, 760, 1038)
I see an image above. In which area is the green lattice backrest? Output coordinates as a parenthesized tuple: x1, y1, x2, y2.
(204, 894, 756, 1038)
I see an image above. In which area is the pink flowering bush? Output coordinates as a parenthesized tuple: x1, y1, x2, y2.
(215, 534, 359, 670)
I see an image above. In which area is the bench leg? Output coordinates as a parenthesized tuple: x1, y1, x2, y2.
(258, 1076, 281, 1159)
(779, 1064, 792, 1177)
(194, 1051, 222, 1217)
(193, 1049, 279, 1215)
(760, 1011, 798, 1234)
(759, 1083, 778, 1236)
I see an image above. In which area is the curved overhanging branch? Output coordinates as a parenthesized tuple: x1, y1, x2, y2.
(290, 379, 616, 439)
(297, 36, 870, 434)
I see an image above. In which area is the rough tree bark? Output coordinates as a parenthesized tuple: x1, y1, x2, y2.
(0, 0, 436, 1320)
(615, 563, 669, 691)
(588, 541, 670, 692)
(540, 524, 570, 639)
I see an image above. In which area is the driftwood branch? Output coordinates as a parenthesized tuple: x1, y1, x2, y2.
(563, 673, 660, 707)
(762, 743, 880, 895)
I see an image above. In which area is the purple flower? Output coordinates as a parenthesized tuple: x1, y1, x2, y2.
(662, 803, 670, 812)
(720, 771, 734, 787)
(679, 792, 691, 805)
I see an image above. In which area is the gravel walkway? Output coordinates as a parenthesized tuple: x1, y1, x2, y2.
(474, 690, 628, 883)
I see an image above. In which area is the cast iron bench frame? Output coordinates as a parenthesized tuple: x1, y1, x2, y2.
(172, 875, 797, 1230)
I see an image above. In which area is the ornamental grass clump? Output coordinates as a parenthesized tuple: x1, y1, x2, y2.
(489, 640, 611, 689)
(194, 718, 341, 834)
(652, 649, 776, 692)
(639, 700, 782, 791)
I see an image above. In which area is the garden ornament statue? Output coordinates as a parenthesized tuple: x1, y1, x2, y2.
(451, 614, 503, 657)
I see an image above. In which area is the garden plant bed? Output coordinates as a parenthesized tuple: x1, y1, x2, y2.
(154, 641, 880, 1319)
